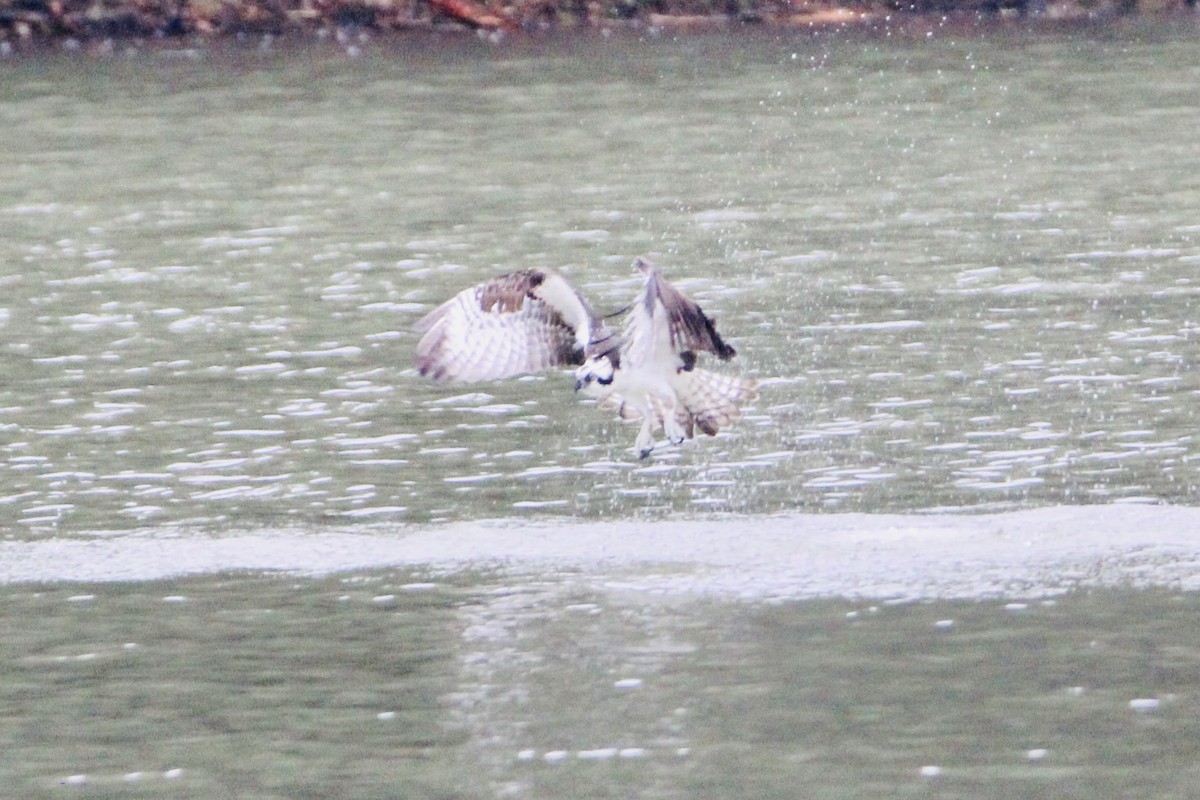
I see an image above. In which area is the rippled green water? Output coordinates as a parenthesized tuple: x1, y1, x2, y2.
(5, 577, 1199, 799)
(4, 25, 1200, 800)
(3, 24, 1200, 533)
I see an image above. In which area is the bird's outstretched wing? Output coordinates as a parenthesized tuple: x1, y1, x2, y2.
(626, 257, 736, 369)
(415, 269, 605, 383)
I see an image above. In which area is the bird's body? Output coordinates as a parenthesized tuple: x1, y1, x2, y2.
(415, 258, 756, 457)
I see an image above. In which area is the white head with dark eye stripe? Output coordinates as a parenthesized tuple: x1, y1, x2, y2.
(574, 355, 615, 396)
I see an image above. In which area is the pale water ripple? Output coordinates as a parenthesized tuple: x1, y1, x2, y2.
(3, 505, 1200, 601)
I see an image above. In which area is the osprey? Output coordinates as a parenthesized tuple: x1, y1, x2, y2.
(415, 258, 757, 457)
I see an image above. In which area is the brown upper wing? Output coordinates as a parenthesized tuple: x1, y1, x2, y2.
(635, 257, 736, 362)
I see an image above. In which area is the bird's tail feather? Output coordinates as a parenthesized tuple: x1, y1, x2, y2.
(598, 369, 757, 440)
(673, 368, 758, 437)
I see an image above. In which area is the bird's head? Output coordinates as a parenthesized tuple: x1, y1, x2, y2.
(574, 355, 615, 396)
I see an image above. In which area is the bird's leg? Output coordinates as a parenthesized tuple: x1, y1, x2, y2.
(663, 413, 686, 446)
(635, 417, 655, 459)
(660, 397, 686, 446)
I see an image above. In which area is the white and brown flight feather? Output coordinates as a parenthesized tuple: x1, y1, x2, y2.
(637, 257, 736, 363)
(415, 258, 756, 457)
(415, 269, 607, 383)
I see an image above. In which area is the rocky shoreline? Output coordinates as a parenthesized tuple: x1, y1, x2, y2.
(0, 0, 1195, 43)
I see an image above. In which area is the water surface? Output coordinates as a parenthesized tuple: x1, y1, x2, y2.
(3, 24, 1200, 533)
(4, 24, 1200, 798)
(5, 576, 1198, 799)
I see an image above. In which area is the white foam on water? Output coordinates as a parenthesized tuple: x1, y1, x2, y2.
(3, 506, 1200, 601)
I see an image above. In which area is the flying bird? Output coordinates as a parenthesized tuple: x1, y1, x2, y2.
(415, 257, 756, 457)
